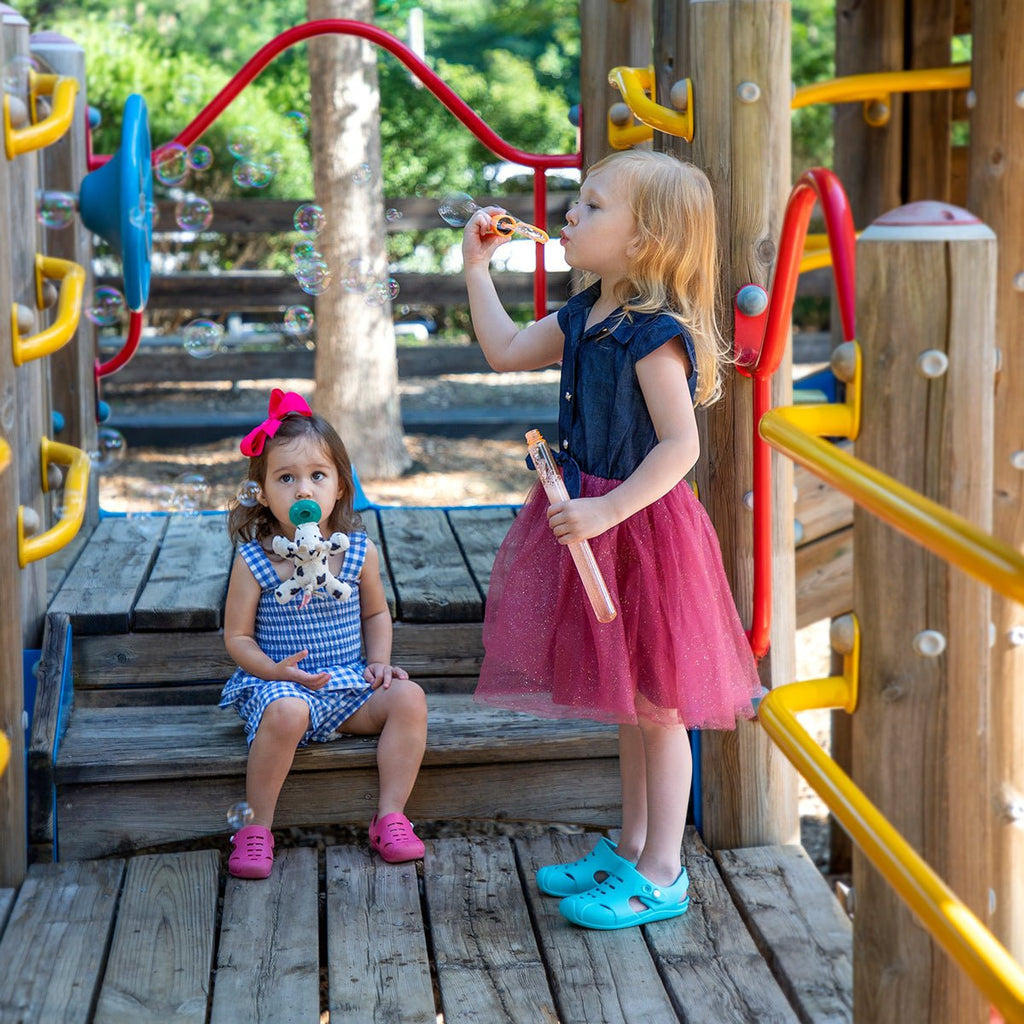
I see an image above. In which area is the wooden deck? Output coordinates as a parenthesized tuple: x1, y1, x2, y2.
(0, 830, 852, 1023)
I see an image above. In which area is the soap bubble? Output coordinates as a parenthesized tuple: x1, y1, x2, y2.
(170, 471, 210, 514)
(284, 305, 314, 336)
(365, 279, 399, 307)
(174, 195, 213, 232)
(438, 191, 478, 227)
(85, 286, 126, 326)
(236, 481, 261, 508)
(227, 125, 258, 160)
(177, 73, 203, 107)
(285, 110, 308, 135)
(188, 144, 213, 171)
(226, 801, 254, 830)
(182, 318, 224, 359)
(295, 259, 333, 296)
(3, 55, 38, 96)
(293, 203, 325, 236)
(128, 197, 158, 230)
(90, 428, 127, 472)
(290, 239, 318, 264)
(351, 162, 372, 185)
(384, 207, 402, 223)
(342, 258, 372, 294)
(154, 143, 189, 185)
(36, 190, 77, 229)
(232, 160, 273, 189)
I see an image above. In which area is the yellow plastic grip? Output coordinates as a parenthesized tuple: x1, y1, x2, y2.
(18, 436, 90, 567)
(607, 66, 693, 143)
(0, 437, 10, 476)
(4, 72, 79, 158)
(12, 255, 86, 366)
(0, 730, 9, 779)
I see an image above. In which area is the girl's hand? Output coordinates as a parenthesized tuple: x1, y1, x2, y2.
(546, 496, 617, 545)
(276, 649, 331, 691)
(364, 662, 410, 690)
(462, 207, 509, 271)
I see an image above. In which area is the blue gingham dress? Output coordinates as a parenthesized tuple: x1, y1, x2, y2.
(219, 532, 374, 746)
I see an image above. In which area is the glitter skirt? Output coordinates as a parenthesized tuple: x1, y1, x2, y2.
(475, 472, 762, 729)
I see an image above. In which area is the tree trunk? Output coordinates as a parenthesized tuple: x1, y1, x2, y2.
(307, 0, 410, 478)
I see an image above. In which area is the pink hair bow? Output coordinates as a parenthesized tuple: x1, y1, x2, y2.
(239, 388, 312, 456)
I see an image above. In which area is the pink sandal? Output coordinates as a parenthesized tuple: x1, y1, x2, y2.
(369, 812, 425, 863)
(228, 825, 274, 879)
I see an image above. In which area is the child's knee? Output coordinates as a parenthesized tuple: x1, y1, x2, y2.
(391, 678, 428, 722)
(259, 697, 310, 738)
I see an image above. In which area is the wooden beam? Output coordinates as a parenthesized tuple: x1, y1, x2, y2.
(967, 0, 1024, 964)
(685, 0, 800, 849)
(853, 210, 994, 1022)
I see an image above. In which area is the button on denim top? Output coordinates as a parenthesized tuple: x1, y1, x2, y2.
(554, 282, 698, 495)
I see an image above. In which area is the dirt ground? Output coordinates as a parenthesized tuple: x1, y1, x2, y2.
(97, 371, 838, 875)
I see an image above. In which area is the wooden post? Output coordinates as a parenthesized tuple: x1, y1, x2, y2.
(966, 0, 1024, 963)
(0, 14, 26, 887)
(682, 0, 799, 848)
(578, 0, 653, 170)
(854, 203, 994, 1023)
(5, 11, 50, 649)
(32, 32, 98, 529)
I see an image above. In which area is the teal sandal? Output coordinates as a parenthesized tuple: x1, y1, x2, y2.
(559, 862, 690, 930)
(536, 837, 631, 897)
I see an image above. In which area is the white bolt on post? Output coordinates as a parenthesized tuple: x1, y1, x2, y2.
(742, 490, 755, 511)
(916, 349, 950, 378)
(1007, 625, 1024, 646)
(736, 81, 761, 103)
(913, 629, 947, 657)
(1010, 451, 1024, 470)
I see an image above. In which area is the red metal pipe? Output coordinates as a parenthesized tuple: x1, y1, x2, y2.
(533, 169, 548, 317)
(96, 308, 144, 381)
(88, 19, 579, 321)
(748, 168, 856, 658)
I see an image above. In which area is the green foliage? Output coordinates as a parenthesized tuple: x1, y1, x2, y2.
(792, 0, 836, 171)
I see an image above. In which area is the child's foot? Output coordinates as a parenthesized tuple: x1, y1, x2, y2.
(536, 837, 632, 897)
(559, 862, 690, 930)
(369, 812, 425, 863)
(228, 825, 274, 879)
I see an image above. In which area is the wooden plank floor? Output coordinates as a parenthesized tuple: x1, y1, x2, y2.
(0, 830, 852, 1024)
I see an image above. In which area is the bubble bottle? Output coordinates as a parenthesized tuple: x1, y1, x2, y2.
(525, 430, 617, 624)
(439, 191, 549, 243)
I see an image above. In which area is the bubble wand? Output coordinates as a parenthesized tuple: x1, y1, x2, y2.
(525, 429, 617, 624)
(439, 191, 549, 243)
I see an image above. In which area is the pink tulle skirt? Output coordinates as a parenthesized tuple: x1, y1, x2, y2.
(476, 472, 762, 729)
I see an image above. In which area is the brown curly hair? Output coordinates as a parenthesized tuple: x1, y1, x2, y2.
(227, 412, 363, 543)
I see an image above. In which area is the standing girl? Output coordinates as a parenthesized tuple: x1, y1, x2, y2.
(462, 150, 761, 929)
(220, 390, 428, 878)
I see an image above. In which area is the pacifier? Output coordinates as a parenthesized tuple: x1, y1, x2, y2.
(289, 499, 321, 525)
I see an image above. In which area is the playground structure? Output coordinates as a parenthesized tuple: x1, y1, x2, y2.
(0, 1, 1022, 1021)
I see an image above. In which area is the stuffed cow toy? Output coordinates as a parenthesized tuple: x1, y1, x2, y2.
(272, 522, 352, 608)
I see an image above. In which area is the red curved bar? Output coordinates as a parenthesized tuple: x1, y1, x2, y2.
(95, 308, 144, 381)
(87, 20, 579, 320)
(748, 168, 856, 658)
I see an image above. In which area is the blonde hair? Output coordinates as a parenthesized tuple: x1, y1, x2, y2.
(581, 150, 727, 406)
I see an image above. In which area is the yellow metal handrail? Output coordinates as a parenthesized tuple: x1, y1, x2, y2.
(760, 668, 1024, 1024)
(758, 393, 1024, 1021)
(760, 405, 1024, 606)
(792, 66, 971, 125)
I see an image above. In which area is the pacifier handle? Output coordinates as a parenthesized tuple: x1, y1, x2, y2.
(289, 499, 321, 526)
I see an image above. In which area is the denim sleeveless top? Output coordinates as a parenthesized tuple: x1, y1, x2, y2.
(554, 282, 698, 495)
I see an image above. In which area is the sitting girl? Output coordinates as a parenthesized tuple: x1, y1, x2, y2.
(220, 389, 428, 878)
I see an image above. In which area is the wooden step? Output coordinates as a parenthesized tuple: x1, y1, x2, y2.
(51, 694, 620, 860)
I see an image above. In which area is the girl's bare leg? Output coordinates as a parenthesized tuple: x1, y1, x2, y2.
(245, 697, 311, 827)
(634, 720, 692, 888)
(616, 724, 647, 863)
(342, 679, 428, 815)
